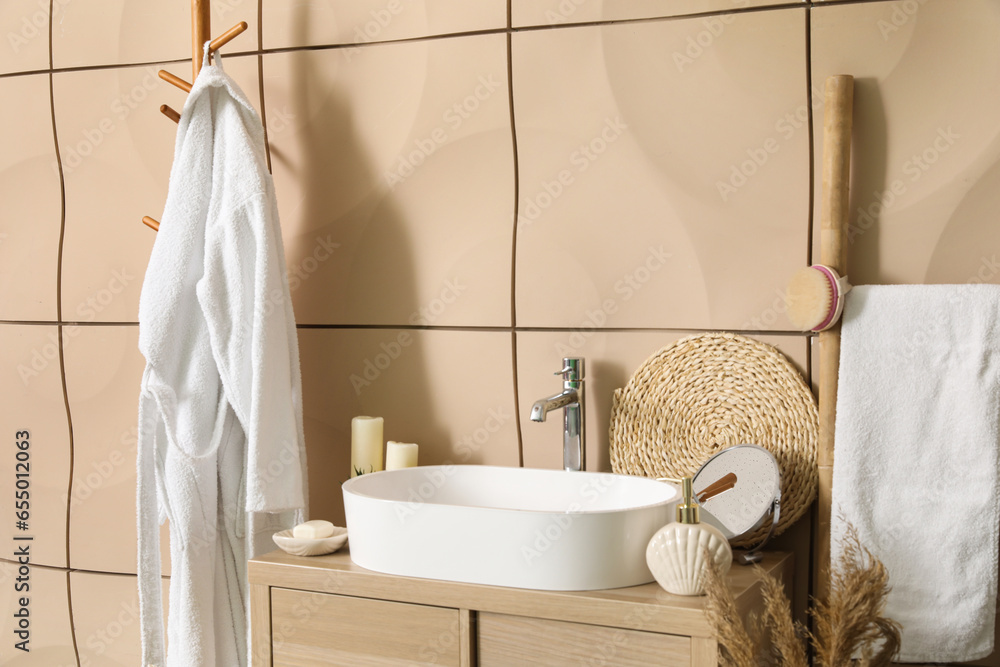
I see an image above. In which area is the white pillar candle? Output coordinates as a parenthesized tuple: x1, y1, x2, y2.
(385, 441, 419, 470)
(351, 416, 383, 477)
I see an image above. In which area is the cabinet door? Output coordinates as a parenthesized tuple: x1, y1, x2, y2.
(478, 612, 692, 666)
(271, 588, 462, 666)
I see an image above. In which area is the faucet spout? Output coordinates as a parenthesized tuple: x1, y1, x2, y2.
(530, 388, 578, 422)
(529, 358, 585, 471)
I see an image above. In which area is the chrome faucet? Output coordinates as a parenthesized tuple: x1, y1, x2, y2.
(530, 357, 585, 472)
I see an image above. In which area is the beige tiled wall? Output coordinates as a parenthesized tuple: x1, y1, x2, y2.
(2, 1, 1000, 665)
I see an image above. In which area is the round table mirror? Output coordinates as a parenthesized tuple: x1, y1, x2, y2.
(692, 444, 781, 564)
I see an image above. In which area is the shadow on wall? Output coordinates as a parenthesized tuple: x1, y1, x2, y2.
(926, 156, 1000, 285)
(846, 76, 887, 283)
(591, 359, 629, 473)
(272, 4, 443, 526)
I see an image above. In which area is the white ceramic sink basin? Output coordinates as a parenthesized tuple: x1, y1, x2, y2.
(342, 465, 679, 591)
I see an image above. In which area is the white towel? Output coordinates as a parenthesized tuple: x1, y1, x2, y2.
(833, 284, 1000, 662)
(137, 44, 307, 667)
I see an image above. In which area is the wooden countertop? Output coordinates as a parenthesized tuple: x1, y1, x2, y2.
(250, 548, 793, 639)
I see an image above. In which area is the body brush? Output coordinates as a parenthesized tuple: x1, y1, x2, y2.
(786, 264, 850, 332)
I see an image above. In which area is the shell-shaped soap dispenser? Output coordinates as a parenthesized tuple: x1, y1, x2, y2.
(646, 477, 732, 596)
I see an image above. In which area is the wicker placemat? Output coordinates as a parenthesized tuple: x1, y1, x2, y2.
(609, 332, 817, 546)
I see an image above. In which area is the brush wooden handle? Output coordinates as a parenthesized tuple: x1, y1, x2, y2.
(697, 472, 737, 503)
(820, 76, 853, 274)
(815, 75, 853, 605)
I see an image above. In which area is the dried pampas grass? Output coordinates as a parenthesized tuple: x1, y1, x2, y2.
(704, 523, 900, 667)
(812, 524, 901, 667)
(761, 573, 809, 667)
(703, 555, 759, 667)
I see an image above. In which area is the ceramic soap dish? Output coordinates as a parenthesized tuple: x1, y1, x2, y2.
(272, 526, 348, 557)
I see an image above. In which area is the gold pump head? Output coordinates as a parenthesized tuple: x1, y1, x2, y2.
(657, 476, 700, 524)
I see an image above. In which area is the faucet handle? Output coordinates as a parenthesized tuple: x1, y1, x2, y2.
(555, 357, 585, 381)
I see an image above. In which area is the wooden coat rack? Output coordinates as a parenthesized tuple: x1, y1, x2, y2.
(142, 0, 248, 232)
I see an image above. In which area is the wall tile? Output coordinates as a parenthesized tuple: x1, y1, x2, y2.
(0, 74, 61, 322)
(63, 325, 170, 575)
(263, 0, 506, 50)
(0, 325, 71, 568)
(264, 35, 513, 326)
(71, 570, 169, 667)
(0, 0, 50, 74)
(516, 331, 809, 471)
(55, 56, 261, 324)
(53, 0, 259, 69)
(0, 562, 76, 664)
(513, 0, 800, 27)
(812, 0, 1000, 286)
(298, 328, 518, 525)
(512, 9, 810, 331)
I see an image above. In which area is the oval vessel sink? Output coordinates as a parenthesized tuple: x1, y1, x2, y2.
(342, 465, 679, 591)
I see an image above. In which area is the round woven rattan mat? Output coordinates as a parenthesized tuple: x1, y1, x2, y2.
(609, 332, 817, 546)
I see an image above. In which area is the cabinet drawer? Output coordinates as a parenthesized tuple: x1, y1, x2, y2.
(271, 588, 462, 666)
(478, 612, 691, 666)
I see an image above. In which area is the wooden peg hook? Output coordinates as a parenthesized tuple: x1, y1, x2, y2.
(159, 70, 192, 93)
(160, 105, 180, 124)
(210, 21, 248, 54)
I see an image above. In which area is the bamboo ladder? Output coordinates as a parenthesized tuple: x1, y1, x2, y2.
(141, 0, 249, 231)
(815, 74, 854, 604)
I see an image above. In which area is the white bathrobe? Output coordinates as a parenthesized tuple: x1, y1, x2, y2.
(137, 46, 307, 667)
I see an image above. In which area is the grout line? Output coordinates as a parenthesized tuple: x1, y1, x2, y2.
(805, 5, 816, 268)
(0, 557, 68, 571)
(505, 0, 524, 468)
(0, 46, 262, 81)
(512, 326, 814, 336)
(58, 327, 80, 667)
(508, 2, 807, 33)
(48, 1, 80, 661)
(47, 36, 65, 364)
(257, 28, 506, 57)
(0, 320, 140, 326)
(257, 0, 272, 174)
(506, 25, 519, 331)
(47, 0, 68, 595)
(511, 332, 524, 468)
(297, 323, 814, 336)
(0, 557, 171, 580)
(0, 319, 67, 325)
(0, 68, 51, 80)
(0, 320, 814, 336)
(38, 52, 257, 77)
(296, 323, 513, 332)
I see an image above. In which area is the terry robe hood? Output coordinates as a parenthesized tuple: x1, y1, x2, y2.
(136, 47, 307, 667)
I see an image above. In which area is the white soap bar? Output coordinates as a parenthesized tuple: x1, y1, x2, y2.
(293, 520, 335, 540)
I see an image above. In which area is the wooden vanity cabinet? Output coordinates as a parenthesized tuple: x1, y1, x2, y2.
(249, 549, 792, 667)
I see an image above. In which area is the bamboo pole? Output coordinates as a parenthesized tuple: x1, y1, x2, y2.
(814, 74, 853, 604)
(191, 0, 211, 80)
